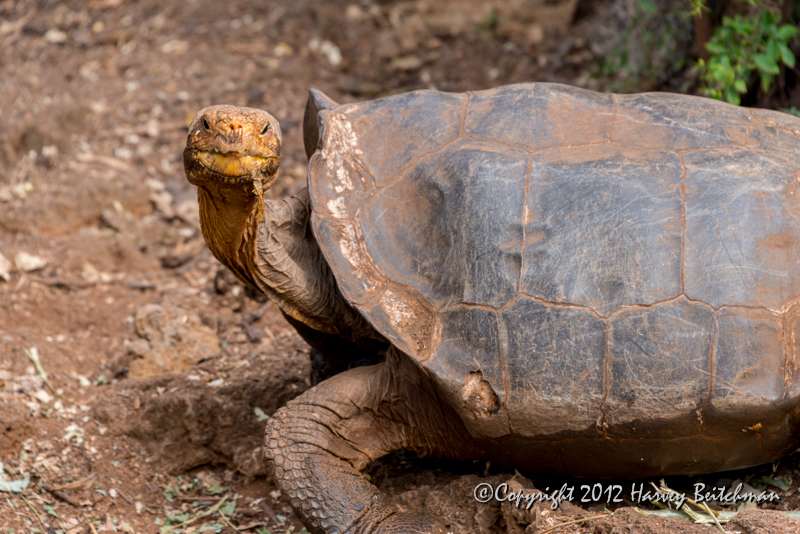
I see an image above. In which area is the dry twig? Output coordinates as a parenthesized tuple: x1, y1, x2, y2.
(41, 485, 81, 507)
(49, 473, 97, 492)
(25, 347, 71, 403)
(159, 495, 229, 534)
(19, 493, 45, 526)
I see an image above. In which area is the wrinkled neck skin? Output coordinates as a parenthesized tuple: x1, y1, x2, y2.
(196, 178, 382, 347)
(196, 181, 261, 287)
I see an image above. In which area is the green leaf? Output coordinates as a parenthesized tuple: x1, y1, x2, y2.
(766, 38, 780, 62)
(0, 477, 30, 493)
(758, 475, 792, 491)
(734, 79, 747, 93)
(207, 484, 225, 495)
(199, 525, 223, 533)
(779, 43, 796, 68)
(640, 0, 656, 14)
(724, 88, 741, 105)
(754, 53, 780, 74)
(43, 504, 59, 518)
(761, 73, 775, 93)
(705, 41, 726, 55)
(167, 513, 190, 523)
(718, 26, 733, 41)
(777, 24, 798, 40)
(256, 529, 272, 534)
(730, 17, 753, 36)
(219, 499, 236, 517)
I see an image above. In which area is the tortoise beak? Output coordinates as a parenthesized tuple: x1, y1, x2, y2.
(185, 149, 279, 183)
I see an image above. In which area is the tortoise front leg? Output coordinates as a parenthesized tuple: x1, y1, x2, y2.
(264, 349, 484, 534)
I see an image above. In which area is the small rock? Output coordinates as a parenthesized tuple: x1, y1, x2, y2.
(273, 42, 293, 56)
(76, 375, 91, 387)
(526, 24, 544, 46)
(214, 267, 239, 295)
(0, 251, 12, 281)
(145, 119, 160, 138)
(41, 145, 59, 159)
(128, 304, 220, 378)
(81, 262, 101, 283)
(14, 251, 47, 272)
(150, 189, 175, 219)
(244, 324, 263, 343)
(391, 55, 424, 71)
(44, 28, 67, 43)
(34, 389, 53, 404)
(396, 14, 432, 54)
(160, 40, 189, 54)
(175, 198, 200, 225)
(0, 182, 33, 202)
(309, 39, 342, 67)
(126, 339, 150, 358)
(346, 4, 368, 21)
(376, 30, 401, 60)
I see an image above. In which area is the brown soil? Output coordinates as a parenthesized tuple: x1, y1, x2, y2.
(1, 1, 799, 533)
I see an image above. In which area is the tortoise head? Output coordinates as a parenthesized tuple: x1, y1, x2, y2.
(183, 105, 281, 197)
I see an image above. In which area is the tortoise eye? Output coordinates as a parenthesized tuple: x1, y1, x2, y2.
(260, 122, 270, 136)
(202, 117, 211, 131)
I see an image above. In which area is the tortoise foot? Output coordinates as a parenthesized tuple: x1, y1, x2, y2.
(264, 353, 484, 534)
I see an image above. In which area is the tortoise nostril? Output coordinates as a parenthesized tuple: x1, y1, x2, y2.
(224, 121, 244, 139)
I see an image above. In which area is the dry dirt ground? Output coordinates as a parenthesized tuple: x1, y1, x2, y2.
(2, 1, 800, 533)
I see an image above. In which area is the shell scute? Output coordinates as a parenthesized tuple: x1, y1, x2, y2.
(465, 83, 614, 150)
(360, 138, 527, 310)
(522, 144, 683, 316)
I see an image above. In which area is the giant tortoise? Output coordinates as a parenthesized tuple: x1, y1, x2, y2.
(183, 83, 800, 534)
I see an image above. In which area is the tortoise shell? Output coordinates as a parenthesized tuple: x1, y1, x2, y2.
(306, 83, 800, 477)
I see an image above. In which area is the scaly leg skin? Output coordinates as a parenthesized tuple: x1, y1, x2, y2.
(264, 349, 485, 534)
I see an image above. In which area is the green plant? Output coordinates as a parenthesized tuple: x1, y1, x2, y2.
(697, 1, 797, 104)
(596, 0, 694, 92)
(475, 7, 499, 40)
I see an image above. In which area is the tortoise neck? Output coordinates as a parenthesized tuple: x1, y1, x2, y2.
(196, 183, 386, 350)
(196, 181, 263, 288)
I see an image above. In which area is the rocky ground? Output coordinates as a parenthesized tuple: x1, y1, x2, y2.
(2, 0, 800, 533)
